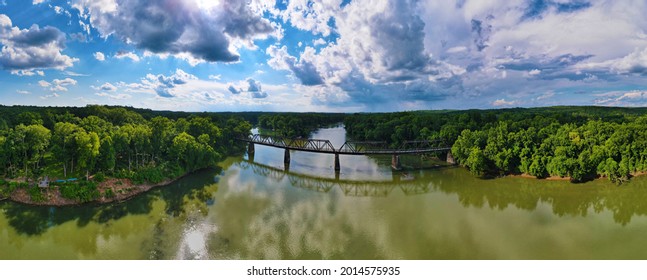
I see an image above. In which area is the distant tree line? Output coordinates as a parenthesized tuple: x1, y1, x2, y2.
(257, 113, 345, 138)
(344, 106, 647, 183)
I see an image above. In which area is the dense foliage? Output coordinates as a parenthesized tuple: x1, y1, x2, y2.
(0, 105, 252, 183)
(344, 107, 647, 183)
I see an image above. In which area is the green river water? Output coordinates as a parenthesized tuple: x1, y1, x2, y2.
(2, 126, 647, 259)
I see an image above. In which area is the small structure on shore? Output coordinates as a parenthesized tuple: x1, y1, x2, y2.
(39, 176, 49, 188)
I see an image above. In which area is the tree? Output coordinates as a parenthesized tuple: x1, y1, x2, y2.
(150, 116, 175, 161)
(97, 136, 116, 172)
(23, 124, 51, 174)
(79, 116, 113, 138)
(52, 122, 84, 177)
(466, 147, 488, 177)
(76, 131, 100, 179)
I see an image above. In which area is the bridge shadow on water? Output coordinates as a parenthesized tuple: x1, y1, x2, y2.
(0, 168, 221, 236)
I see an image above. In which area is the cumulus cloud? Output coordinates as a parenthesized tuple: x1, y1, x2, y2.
(266, 0, 465, 109)
(72, 0, 276, 64)
(16, 90, 30, 95)
(114, 51, 139, 62)
(254, 0, 647, 110)
(492, 99, 520, 107)
(267, 45, 324, 85)
(0, 14, 77, 72)
(92, 82, 117, 92)
(93, 51, 105, 61)
(136, 69, 198, 98)
(280, 0, 342, 37)
(32, 0, 45, 4)
(228, 85, 241, 94)
(578, 47, 647, 75)
(313, 38, 326, 46)
(246, 78, 268, 98)
(11, 69, 44, 76)
(224, 79, 268, 98)
(38, 77, 77, 92)
(594, 90, 647, 106)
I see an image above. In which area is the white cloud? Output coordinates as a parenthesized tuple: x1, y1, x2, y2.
(93, 51, 105, 61)
(281, 0, 342, 37)
(96, 92, 131, 100)
(78, 20, 91, 34)
(267, 45, 323, 85)
(115, 51, 140, 62)
(492, 98, 519, 107)
(92, 82, 117, 92)
(208, 74, 221, 80)
(134, 69, 199, 98)
(594, 90, 647, 106)
(528, 69, 541, 76)
(40, 93, 60, 99)
(16, 90, 31, 95)
(72, 0, 277, 64)
(313, 38, 326, 46)
(446, 46, 468, 54)
(0, 14, 77, 72)
(38, 77, 77, 92)
(11, 69, 44, 76)
(32, 0, 45, 4)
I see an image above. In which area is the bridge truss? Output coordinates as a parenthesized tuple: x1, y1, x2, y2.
(241, 134, 450, 155)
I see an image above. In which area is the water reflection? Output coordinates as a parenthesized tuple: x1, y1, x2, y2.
(239, 160, 433, 197)
(0, 168, 219, 237)
(240, 156, 647, 226)
(428, 168, 647, 226)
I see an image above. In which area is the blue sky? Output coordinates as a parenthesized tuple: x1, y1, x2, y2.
(1, 0, 646, 112)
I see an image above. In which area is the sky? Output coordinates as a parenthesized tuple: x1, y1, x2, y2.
(0, 0, 647, 112)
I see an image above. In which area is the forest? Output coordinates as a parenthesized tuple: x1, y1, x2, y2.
(344, 106, 647, 183)
(0, 105, 254, 202)
(0, 105, 352, 202)
(3, 104, 647, 201)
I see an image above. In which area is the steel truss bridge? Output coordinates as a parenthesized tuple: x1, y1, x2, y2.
(238, 134, 452, 171)
(238, 160, 435, 197)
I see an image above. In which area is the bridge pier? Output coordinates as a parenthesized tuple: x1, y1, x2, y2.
(247, 142, 255, 161)
(334, 153, 340, 172)
(446, 150, 455, 165)
(247, 142, 255, 155)
(284, 148, 290, 166)
(391, 154, 402, 170)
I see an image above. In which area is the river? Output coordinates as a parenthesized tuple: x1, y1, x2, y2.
(2, 126, 647, 259)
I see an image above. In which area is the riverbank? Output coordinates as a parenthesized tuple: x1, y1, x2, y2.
(501, 170, 647, 183)
(1, 173, 192, 207)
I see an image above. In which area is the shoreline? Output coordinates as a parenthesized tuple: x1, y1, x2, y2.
(1, 171, 195, 207)
(500, 170, 647, 182)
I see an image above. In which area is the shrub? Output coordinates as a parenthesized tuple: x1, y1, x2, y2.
(131, 166, 166, 184)
(28, 187, 45, 202)
(94, 172, 106, 182)
(59, 181, 100, 203)
(104, 188, 115, 199)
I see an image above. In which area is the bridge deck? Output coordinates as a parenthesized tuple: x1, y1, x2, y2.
(239, 134, 451, 155)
